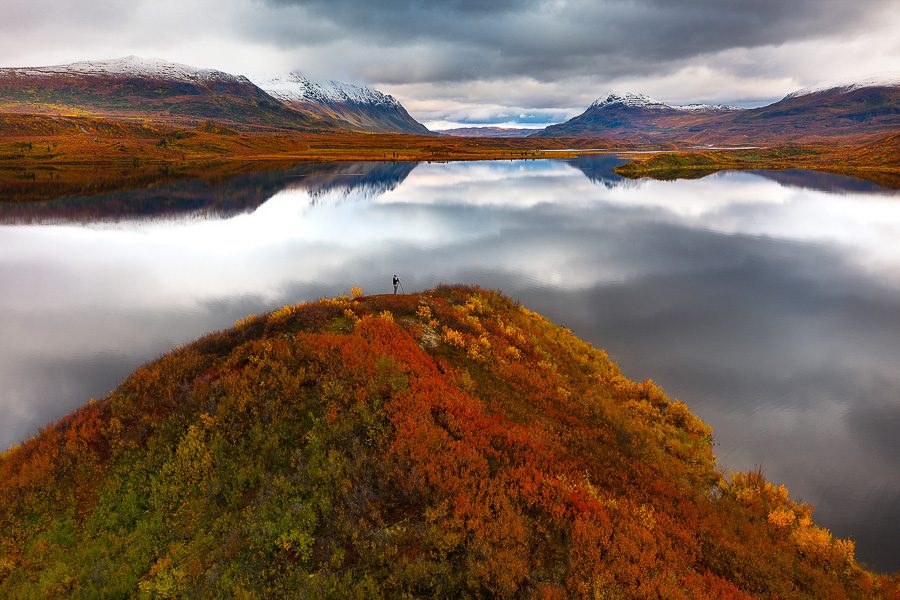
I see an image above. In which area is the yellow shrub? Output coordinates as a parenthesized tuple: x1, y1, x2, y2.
(343, 308, 360, 325)
(768, 507, 796, 528)
(464, 294, 489, 315)
(233, 314, 256, 329)
(269, 304, 302, 323)
(322, 296, 351, 308)
(466, 334, 491, 361)
(792, 525, 833, 557)
(636, 504, 656, 530)
(833, 538, 856, 564)
(442, 327, 467, 349)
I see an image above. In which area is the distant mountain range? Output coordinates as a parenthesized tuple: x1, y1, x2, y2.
(438, 126, 536, 138)
(0, 56, 431, 134)
(0, 57, 897, 143)
(535, 80, 900, 142)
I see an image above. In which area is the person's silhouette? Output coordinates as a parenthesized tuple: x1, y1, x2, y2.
(393, 275, 400, 294)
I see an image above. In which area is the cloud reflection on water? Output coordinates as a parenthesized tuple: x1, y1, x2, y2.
(0, 159, 897, 569)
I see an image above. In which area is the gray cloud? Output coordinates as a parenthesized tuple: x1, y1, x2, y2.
(1, 0, 898, 128)
(261, 0, 896, 82)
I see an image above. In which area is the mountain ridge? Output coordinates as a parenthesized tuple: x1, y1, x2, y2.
(253, 72, 431, 134)
(783, 73, 900, 100)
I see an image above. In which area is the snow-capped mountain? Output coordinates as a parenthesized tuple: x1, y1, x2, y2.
(783, 73, 900, 100)
(253, 72, 430, 134)
(0, 56, 429, 134)
(719, 74, 900, 141)
(535, 76, 899, 142)
(535, 91, 742, 139)
(0, 56, 332, 130)
(589, 92, 671, 110)
(258, 73, 397, 107)
(0, 56, 245, 85)
(675, 103, 741, 112)
(588, 93, 739, 112)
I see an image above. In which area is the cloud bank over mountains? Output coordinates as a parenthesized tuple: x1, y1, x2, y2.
(2, 0, 898, 127)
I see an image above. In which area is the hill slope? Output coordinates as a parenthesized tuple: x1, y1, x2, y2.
(0, 287, 894, 598)
(719, 82, 900, 142)
(0, 57, 332, 131)
(254, 72, 430, 134)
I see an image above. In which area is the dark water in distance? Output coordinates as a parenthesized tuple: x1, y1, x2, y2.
(1, 158, 898, 571)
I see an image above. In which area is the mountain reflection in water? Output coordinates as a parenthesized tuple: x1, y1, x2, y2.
(0, 159, 897, 570)
(0, 161, 419, 224)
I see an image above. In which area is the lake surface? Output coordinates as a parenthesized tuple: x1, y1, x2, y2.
(1, 158, 898, 571)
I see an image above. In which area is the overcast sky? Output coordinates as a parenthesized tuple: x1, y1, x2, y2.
(3, 0, 899, 128)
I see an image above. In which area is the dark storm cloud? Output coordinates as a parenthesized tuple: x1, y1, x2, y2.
(260, 0, 895, 83)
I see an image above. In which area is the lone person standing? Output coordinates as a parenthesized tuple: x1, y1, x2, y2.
(393, 275, 400, 294)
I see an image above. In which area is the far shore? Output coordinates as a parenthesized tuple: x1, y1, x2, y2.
(1, 113, 897, 192)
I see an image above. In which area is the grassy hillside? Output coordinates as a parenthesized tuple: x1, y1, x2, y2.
(0, 286, 894, 598)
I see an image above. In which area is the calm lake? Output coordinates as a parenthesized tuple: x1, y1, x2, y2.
(1, 157, 898, 570)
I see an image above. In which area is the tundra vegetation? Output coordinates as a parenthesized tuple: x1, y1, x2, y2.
(0, 286, 895, 598)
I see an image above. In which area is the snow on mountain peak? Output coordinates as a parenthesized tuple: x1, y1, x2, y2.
(591, 92, 668, 109)
(1, 56, 243, 84)
(784, 73, 900, 99)
(252, 72, 400, 108)
(674, 103, 741, 112)
(590, 93, 740, 112)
